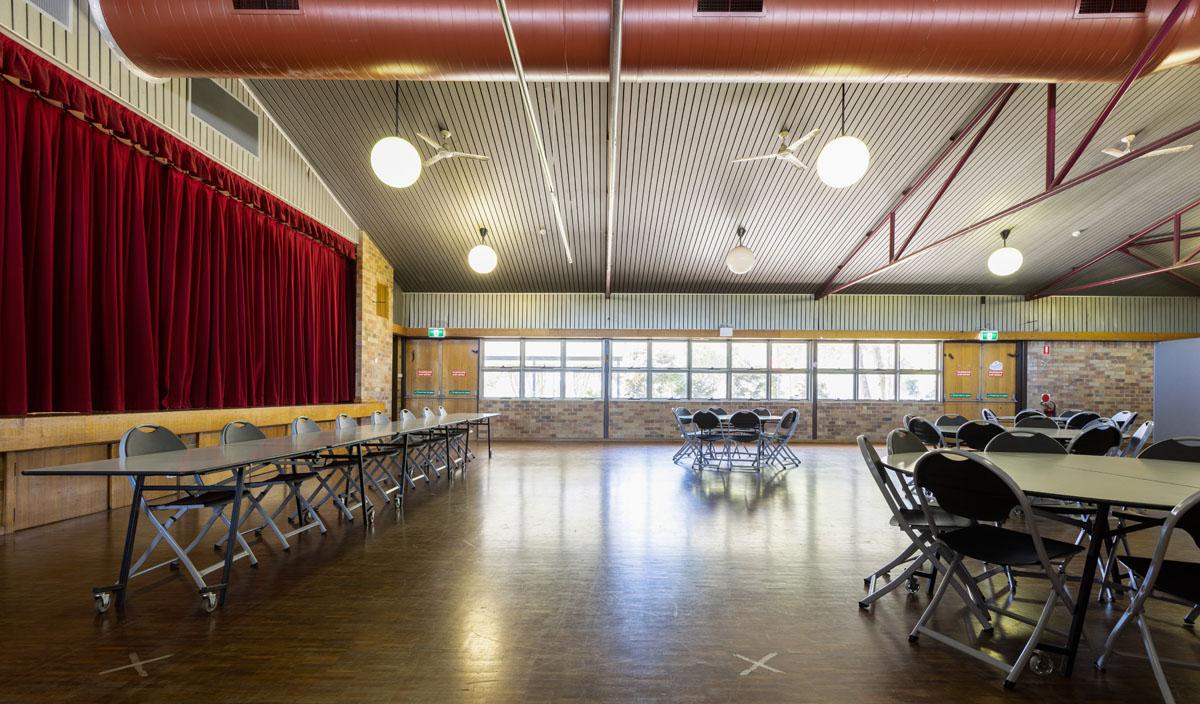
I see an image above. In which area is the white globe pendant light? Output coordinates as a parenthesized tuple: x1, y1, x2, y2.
(468, 227, 498, 274)
(816, 84, 871, 189)
(371, 81, 422, 189)
(725, 226, 755, 275)
(987, 228, 1023, 276)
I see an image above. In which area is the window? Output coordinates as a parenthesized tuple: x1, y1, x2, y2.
(651, 340, 688, 368)
(731, 342, 767, 369)
(481, 339, 602, 399)
(611, 340, 648, 368)
(611, 371, 647, 399)
(611, 339, 650, 399)
(652, 372, 687, 399)
(691, 372, 727, 400)
(816, 341, 941, 401)
(691, 341, 727, 369)
(772, 342, 808, 370)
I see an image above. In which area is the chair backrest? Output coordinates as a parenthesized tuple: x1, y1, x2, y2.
(334, 413, 357, 431)
(372, 411, 392, 426)
(752, 407, 771, 417)
(1124, 420, 1154, 457)
(1067, 424, 1122, 456)
(423, 407, 435, 419)
(729, 410, 761, 430)
(1110, 410, 1138, 433)
(906, 416, 944, 447)
(1131, 490, 1200, 600)
(955, 420, 1007, 451)
(671, 409, 692, 436)
(220, 420, 266, 445)
(914, 450, 1027, 523)
(772, 408, 801, 442)
(676, 407, 691, 415)
(1139, 437, 1200, 463)
(709, 407, 727, 415)
(1016, 415, 1058, 429)
(119, 424, 187, 459)
(886, 428, 927, 455)
(1060, 408, 1084, 417)
(981, 408, 999, 423)
(985, 430, 1067, 455)
(1065, 411, 1100, 429)
(692, 410, 721, 431)
(858, 436, 922, 534)
(400, 408, 417, 421)
(902, 414, 914, 427)
(438, 406, 449, 416)
(1014, 408, 1046, 424)
(935, 414, 969, 428)
(1080, 417, 1116, 432)
(291, 416, 321, 434)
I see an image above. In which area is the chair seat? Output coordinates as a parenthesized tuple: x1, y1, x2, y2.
(892, 508, 972, 529)
(249, 471, 321, 486)
(1118, 556, 1200, 604)
(697, 433, 724, 442)
(939, 524, 1082, 566)
(729, 432, 760, 443)
(149, 489, 236, 509)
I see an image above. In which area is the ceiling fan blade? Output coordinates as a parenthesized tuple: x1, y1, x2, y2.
(782, 154, 808, 170)
(447, 151, 491, 161)
(787, 128, 820, 152)
(424, 152, 450, 167)
(1138, 144, 1194, 158)
(731, 154, 778, 164)
(416, 132, 443, 150)
(1100, 147, 1126, 158)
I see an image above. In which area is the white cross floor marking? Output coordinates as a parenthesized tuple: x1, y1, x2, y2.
(99, 652, 173, 677)
(734, 652, 782, 676)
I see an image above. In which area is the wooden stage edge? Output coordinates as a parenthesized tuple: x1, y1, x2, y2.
(393, 326, 1195, 342)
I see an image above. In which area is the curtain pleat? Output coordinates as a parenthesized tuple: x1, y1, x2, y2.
(0, 76, 354, 416)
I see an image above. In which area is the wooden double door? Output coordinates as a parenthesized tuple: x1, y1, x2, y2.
(401, 338, 480, 414)
(942, 342, 1018, 419)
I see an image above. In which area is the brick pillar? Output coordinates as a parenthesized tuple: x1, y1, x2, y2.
(355, 232, 395, 415)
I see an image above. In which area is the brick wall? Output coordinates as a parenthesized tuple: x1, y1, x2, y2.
(1027, 341, 1153, 421)
(816, 401, 942, 443)
(479, 399, 604, 440)
(356, 233, 394, 415)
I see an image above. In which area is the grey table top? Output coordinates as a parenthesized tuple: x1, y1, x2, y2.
(937, 424, 1131, 442)
(884, 451, 1200, 510)
(21, 413, 499, 478)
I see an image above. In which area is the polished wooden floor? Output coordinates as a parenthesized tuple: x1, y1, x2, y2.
(1, 442, 1198, 703)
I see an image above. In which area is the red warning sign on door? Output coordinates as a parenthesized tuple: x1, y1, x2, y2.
(955, 369, 972, 377)
(416, 369, 433, 377)
(450, 370, 467, 377)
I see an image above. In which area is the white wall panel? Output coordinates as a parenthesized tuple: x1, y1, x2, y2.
(1, 0, 359, 242)
(402, 293, 1200, 334)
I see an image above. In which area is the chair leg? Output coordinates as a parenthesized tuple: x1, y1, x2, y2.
(1005, 589, 1059, 687)
(1138, 614, 1177, 704)
(1096, 606, 1138, 671)
(909, 554, 962, 642)
(1184, 604, 1200, 625)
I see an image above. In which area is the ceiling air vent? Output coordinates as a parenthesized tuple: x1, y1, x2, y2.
(1078, 0, 1148, 14)
(697, 1, 765, 13)
(233, 0, 301, 10)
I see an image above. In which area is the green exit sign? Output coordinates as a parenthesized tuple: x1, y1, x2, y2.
(427, 328, 446, 338)
(978, 330, 999, 341)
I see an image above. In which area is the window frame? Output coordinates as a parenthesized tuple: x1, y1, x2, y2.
(480, 338, 604, 400)
(816, 340, 941, 402)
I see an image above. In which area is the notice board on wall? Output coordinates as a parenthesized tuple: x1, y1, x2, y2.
(1153, 338, 1200, 440)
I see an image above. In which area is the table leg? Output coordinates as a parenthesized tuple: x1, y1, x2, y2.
(445, 429, 453, 484)
(1063, 502, 1111, 675)
(103, 475, 145, 609)
(356, 443, 372, 529)
(217, 468, 245, 607)
(462, 422, 470, 478)
(487, 419, 492, 458)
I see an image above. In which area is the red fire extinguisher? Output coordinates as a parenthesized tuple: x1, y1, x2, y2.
(1040, 393, 1057, 416)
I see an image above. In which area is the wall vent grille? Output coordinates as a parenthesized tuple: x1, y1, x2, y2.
(697, 1, 765, 13)
(233, 0, 301, 11)
(1078, 1, 1148, 14)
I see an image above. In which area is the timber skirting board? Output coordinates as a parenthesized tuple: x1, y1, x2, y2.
(0, 402, 385, 454)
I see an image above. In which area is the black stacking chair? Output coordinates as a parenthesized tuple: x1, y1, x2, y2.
(857, 437, 983, 616)
(691, 410, 725, 469)
(117, 425, 257, 613)
(672, 408, 700, 463)
(1016, 415, 1059, 429)
(981, 408, 999, 423)
(955, 420, 1006, 451)
(936, 413, 970, 428)
(907, 416, 945, 448)
(1067, 424, 1122, 456)
(1065, 411, 1100, 429)
(887, 428, 928, 456)
(985, 430, 1067, 455)
(1096, 489, 1200, 704)
(1140, 437, 1200, 463)
(1060, 408, 1084, 418)
(1080, 417, 1117, 432)
(760, 408, 802, 468)
(1014, 408, 1046, 424)
(214, 421, 326, 552)
(729, 410, 765, 469)
(910, 450, 1082, 688)
(1123, 421, 1154, 458)
(1110, 410, 1139, 434)
(709, 407, 728, 415)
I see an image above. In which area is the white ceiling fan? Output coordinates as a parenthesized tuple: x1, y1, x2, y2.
(732, 128, 821, 170)
(1101, 133, 1194, 160)
(416, 129, 491, 168)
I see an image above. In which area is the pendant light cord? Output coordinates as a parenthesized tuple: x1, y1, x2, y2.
(840, 84, 846, 136)
(393, 80, 400, 136)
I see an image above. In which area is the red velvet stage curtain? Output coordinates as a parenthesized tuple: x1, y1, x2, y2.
(0, 43, 354, 416)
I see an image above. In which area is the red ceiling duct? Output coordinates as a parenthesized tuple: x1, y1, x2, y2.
(90, 0, 1200, 82)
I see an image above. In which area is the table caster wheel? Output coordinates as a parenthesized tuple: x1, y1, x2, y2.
(906, 577, 921, 594)
(201, 592, 219, 613)
(365, 508, 375, 526)
(1030, 651, 1055, 676)
(394, 501, 403, 520)
(94, 592, 113, 614)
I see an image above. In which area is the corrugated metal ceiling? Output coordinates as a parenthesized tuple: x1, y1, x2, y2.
(249, 68, 1200, 296)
